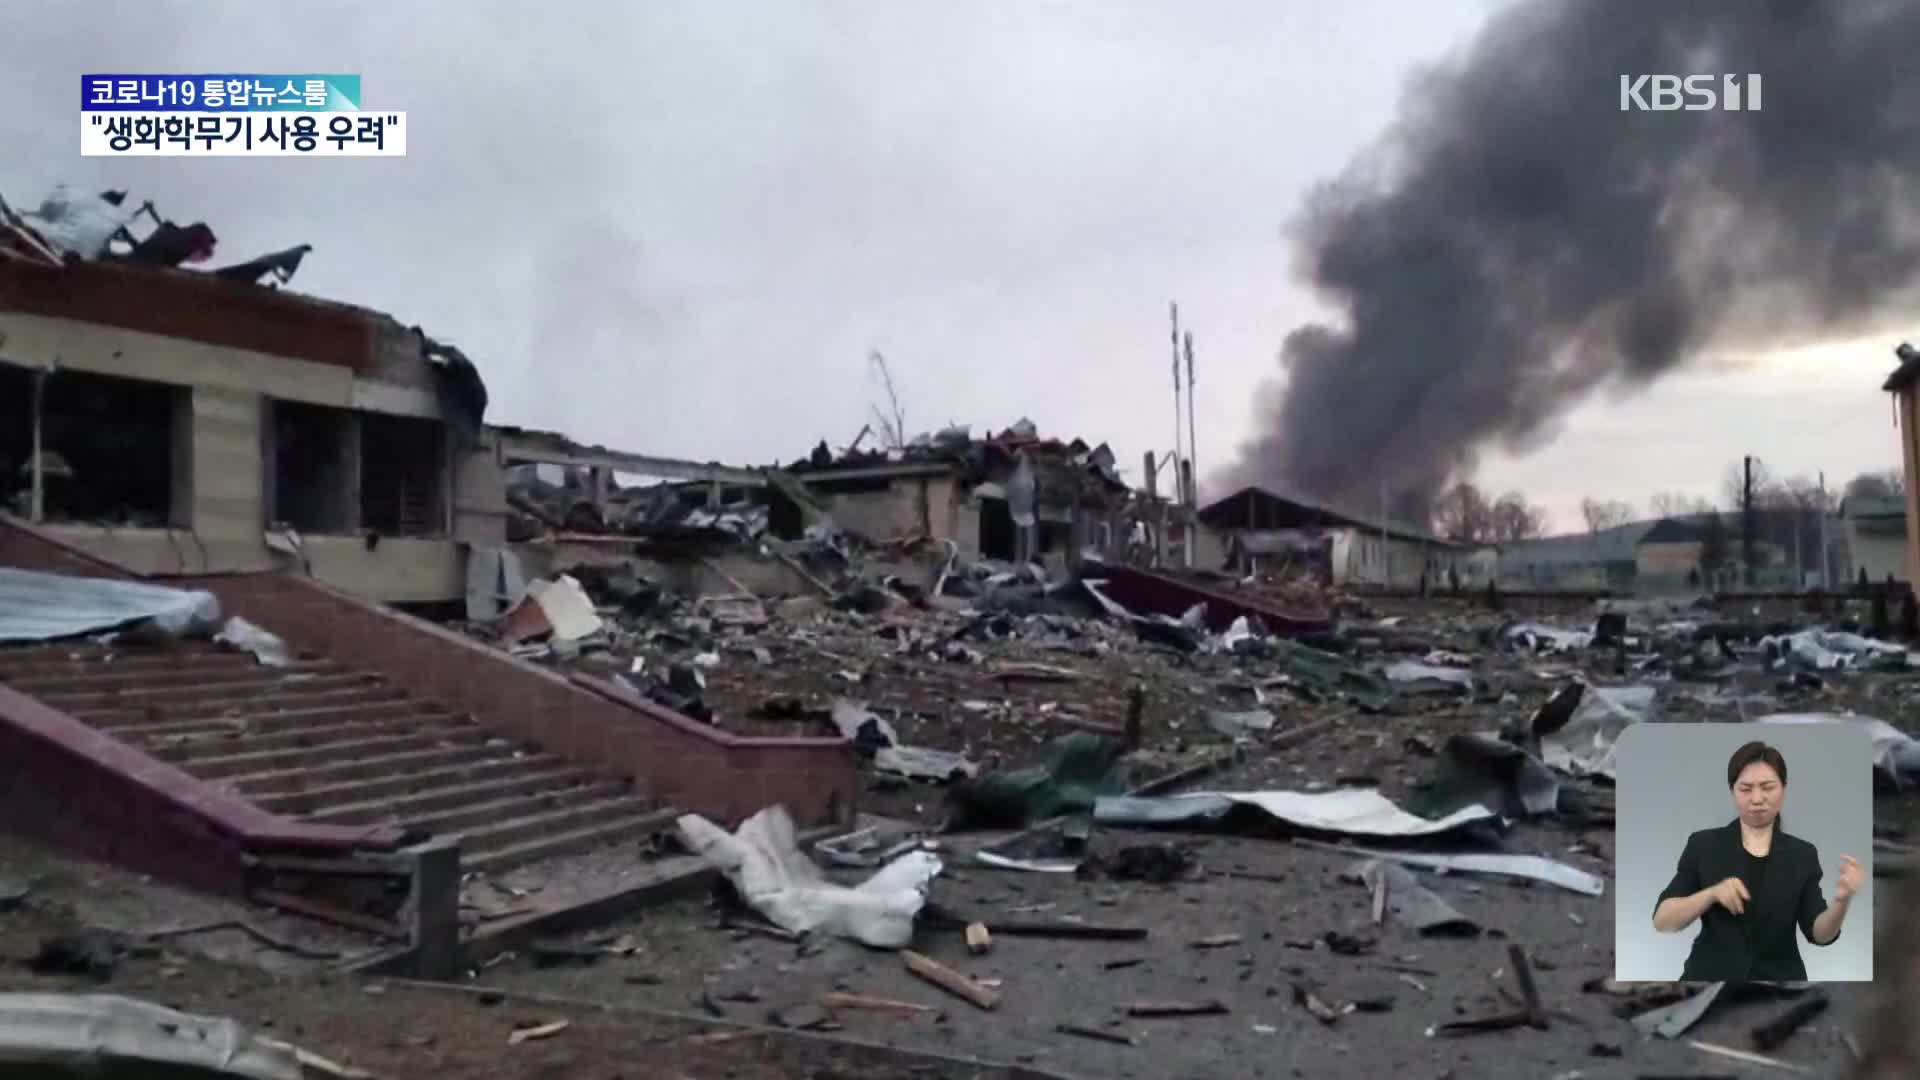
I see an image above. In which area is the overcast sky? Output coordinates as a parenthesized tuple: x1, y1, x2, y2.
(5, 0, 1908, 534)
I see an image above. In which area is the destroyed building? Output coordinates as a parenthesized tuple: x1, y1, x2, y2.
(780, 421, 1135, 564)
(1840, 495, 1906, 585)
(1884, 341, 1920, 593)
(1198, 485, 1481, 588)
(0, 186, 504, 605)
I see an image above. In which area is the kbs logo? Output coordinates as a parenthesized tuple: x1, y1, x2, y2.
(1619, 74, 1762, 112)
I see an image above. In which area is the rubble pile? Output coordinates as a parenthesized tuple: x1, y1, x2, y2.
(436, 575, 1920, 1074)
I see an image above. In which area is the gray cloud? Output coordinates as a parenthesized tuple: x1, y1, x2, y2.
(6, 0, 1503, 474)
(1219, 0, 1920, 514)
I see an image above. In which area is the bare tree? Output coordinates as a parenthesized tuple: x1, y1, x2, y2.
(1488, 491, 1548, 543)
(1430, 482, 1493, 543)
(1845, 468, 1906, 501)
(1723, 459, 1776, 517)
(1579, 497, 1635, 534)
(867, 350, 908, 450)
(1649, 492, 1714, 518)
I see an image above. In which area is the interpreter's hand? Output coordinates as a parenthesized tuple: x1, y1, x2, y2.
(1835, 855, 1864, 901)
(1708, 876, 1750, 915)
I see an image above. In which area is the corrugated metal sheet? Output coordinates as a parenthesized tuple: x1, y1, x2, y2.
(0, 568, 220, 643)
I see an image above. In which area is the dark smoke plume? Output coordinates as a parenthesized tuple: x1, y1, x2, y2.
(1222, 0, 1920, 513)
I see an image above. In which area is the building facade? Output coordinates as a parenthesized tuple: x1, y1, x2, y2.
(0, 254, 505, 604)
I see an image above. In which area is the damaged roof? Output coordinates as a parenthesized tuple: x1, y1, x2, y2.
(787, 419, 1129, 497)
(0, 184, 488, 432)
(1885, 342, 1920, 393)
(1199, 485, 1457, 548)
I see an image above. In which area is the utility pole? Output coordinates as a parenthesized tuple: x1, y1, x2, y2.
(1184, 330, 1198, 508)
(1380, 476, 1390, 587)
(1741, 454, 1757, 589)
(1168, 303, 1184, 566)
(1817, 471, 1831, 589)
(1144, 450, 1164, 566)
(1169, 302, 1184, 504)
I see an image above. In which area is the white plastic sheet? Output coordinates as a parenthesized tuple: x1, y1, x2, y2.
(522, 574, 602, 642)
(1759, 629, 1908, 671)
(676, 806, 942, 948)
(1382, 661, 1474, 693)
(1095, 787, 1497, 838)
(213, 617, 290, 667)
(0, 992, 369, 1078)
(464, 546, 527, 622)
(1315, 843, 1604, 896)
(17, 186, 135, 260)
(1758, 712, 1920, 780)
(1540, 685, 1657, 780)
(0, 568, 220, 643)
(1505, 623, 1593, 652)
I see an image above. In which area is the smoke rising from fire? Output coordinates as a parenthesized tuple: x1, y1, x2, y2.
(1220, 0, 1920, 513)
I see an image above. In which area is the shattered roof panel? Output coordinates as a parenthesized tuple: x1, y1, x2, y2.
(1198, 485, 1457, 548)
(1843, 495, 1906, 520)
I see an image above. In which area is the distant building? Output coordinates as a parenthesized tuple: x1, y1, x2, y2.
(0, 210, 501, 605)
(778, 421, 1134, 564)
(1840, 494, 1907, 583)
(1197, 485, 1471, 588)
(1497, 522, 1645, 590)
(1882, 341, 1920, 593)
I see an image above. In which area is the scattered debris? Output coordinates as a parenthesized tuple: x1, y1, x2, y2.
(1055, 1022, 1137, 1046)
(1126, 999, 1230, 1018)
(0, 992, 376, 1078)
(816, 992, 938, 1016)
(676, 806, 941, 948)
(902, 950, 1000, 1011)
(1749, 991, 1829, 1053)
(965, 923, 992, 955)
(506, 1019, 569, 1045)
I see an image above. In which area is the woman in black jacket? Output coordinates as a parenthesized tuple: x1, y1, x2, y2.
(1651, 741, 1863, 982)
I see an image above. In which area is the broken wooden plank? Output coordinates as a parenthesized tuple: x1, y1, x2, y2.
(1506, 944, 1548, 1030)
(986, 920, 1147, 941)
(1056, 1022, 1136, 1046)
(817, 991, 939, 1015)
(507, 1019, 569, 1045)
(1750, 991, 1829, 1053)
(1126, 999, 1229, 1018)
(1689, 1039, 1812, 1073)
(1293, 984, 1341, 1026)
(902, 950, 1000, 1011)
(965, 922, 992, 955)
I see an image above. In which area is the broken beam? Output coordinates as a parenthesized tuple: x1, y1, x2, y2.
(902, 950, 1000, 1011)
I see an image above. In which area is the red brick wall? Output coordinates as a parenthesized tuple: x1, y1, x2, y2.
(0, 685, 400, 896)
(0, 519, 405, 897)
(0, 258, 377, 372)
(180, 573, 858, 826)
(0, 517, 135, 579)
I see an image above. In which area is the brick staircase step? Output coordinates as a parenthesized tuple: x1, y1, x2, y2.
(32, 673, 378, 709)
(71, 685, 410, 725)
(2, 661, 340, 694)
(248, 754, 566, 814)
(377, 779, 631, 834)
(301, 765, 599, 825)
(0, 650, 303, 679)
(0, 641, 230, 670)
(222, 744, 508, 796)
(461, 805, 681, 877)
(96, 699, 443, 740)
(137, 713, 471, 764)
(188, 727, 493, 779)
(452, 794, 664, 857)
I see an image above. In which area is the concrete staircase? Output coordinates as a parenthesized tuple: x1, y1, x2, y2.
(0, 639, 677, 876)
